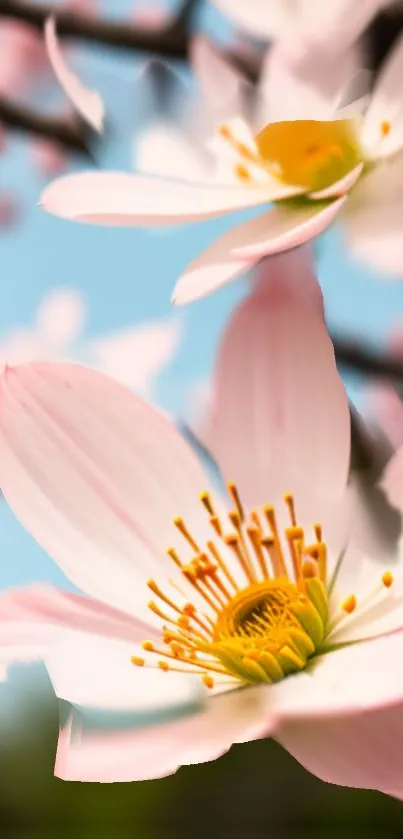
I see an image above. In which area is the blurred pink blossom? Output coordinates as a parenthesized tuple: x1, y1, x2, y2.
(0, 288, 180, 396)
(30, 139, 69, 177)
(0, 194, 19, 229)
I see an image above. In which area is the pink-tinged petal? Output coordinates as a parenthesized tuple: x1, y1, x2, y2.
(260, 43, 361, 123)
(275, 633, 403, 797)
(380, 447, 403, 511)
(0, 585, 159, 673)
(190, 36, 246, 111)
(172, 215, 265, 305)
(285, 0, 387, 63)
(45, 17, 105, 133)
(309, 164, 363, 200)
(135, 124, 208, 183)
(274, 631, 403, 719)
(40, 171, 280, 226)
(361, 31, 403, 160)
(231, 198, 346, 261)
(55, 683, 273, 782)
(46, 631, 202, 711)
(344, 158, 403, 277)
(171, 200, 339, 306)
(279, 702, 403, 798)
(0, 362, 217, 620)
(204, 249, 350, 514)
(212, 0, 291, 40)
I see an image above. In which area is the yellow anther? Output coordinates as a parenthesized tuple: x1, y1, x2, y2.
(341, 594, 357, 614)
(227, 481, 244, 521)
(284, 493, 297, 527)
(218, 123, 231, 139)
(174, 517, 200, 553)
(202, 675, 215, 690)
(382, 571, 394, 588)
(131, 656, 145, 667)
(141, 641, 155, 652)
(302, 559, 317, 579)
(200, 491, 214, 516)
(158, 661, 170, 672)
(381, 120, 391, 137)
(234, 163, 251, 182)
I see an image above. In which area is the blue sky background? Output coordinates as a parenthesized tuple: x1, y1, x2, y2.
(1, 0, 403, 598)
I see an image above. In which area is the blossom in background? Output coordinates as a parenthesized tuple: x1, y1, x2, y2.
(0, 288, 181, 397)
(40, 23, 403, 303)
(1, 252, 403, 793)
(212, 0, 391, 58)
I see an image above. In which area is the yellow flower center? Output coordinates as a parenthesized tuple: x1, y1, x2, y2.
(132, 486, 330, 689)
(255, 119, 362, 192)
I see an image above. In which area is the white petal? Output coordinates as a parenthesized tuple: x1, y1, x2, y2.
(211, 0, 292, 40)
(44, 17, 105, 133)
(55, 682, 273, 782)
(274, 631, 403, 719)
(40, 172, 277, 226)
(135, 123, 208, 183)
(287, 0, 387, 62)
(361, 32, 403, 160)
(203, 248, 351, 516)
(0, 362, 218, 620)
(260, 43, 361, 123)
(231, 198, 346, 261)
(190, 36, 246, 112)
(276, 634, 403, 797)
(0, 584, 158, 683)
(172, 200, 344, 306)
(46, 630, 202, 711)
(309, 164, 363, 200)
(345, 159, 403, 277)
(172, 215, 264, 305)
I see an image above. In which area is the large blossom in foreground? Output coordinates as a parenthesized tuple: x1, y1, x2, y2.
(40, 27, 403, 302)
(1, 256, 403, 790)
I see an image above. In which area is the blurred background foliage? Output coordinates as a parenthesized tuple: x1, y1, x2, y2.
(1, 667, 403, 838)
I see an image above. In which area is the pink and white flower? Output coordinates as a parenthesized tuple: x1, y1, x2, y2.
(39, 26, 403, 302)
(1, 252, 403, 791)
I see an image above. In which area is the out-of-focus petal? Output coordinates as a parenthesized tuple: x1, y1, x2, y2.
(40, 172, 282, 226)
(190, 35, 247, 112)
(260, 43, 361, 123)
(135, 123, 208, 183)
(0, 584, 159, 682)
(381, 447, 403, 511)
(0, 363, 218, 621)
(172, 199, 345, 306)
(172, 214, 265, 305)
(212, 0, 292, 40)
(231, 198, 346, 260)
(361, 32, 403, 160)
(286, 0, 387, 63)
(345, 158, 403, 277)
(204, 249, 350, 514)
(309, 164, 363, 200)
(276, 633, 403, 797)
(55, 681, 273, 782)
(45, 17, 105, 133)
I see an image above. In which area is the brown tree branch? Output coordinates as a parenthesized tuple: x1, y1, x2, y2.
(0, 95, 91, 156)
(333, 338, 403, 382)
(0, 0, 197, 58)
